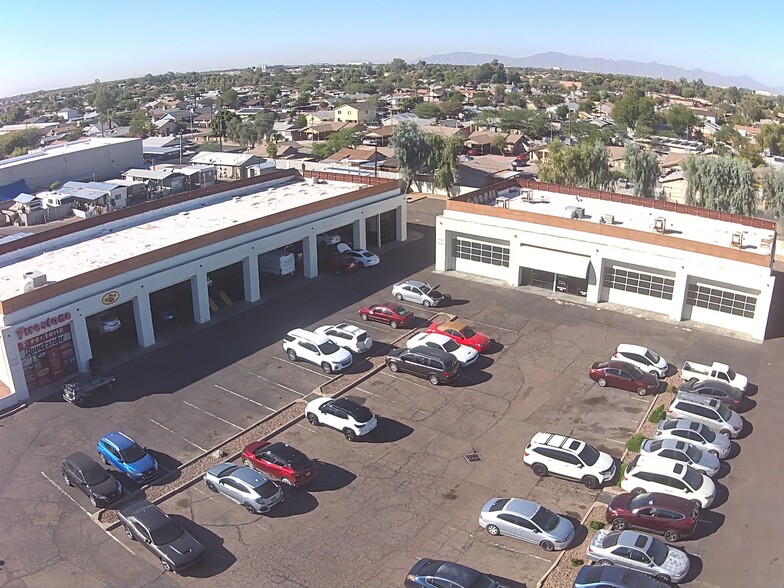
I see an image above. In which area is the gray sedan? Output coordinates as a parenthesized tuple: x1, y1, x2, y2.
(203, 463, 284, 514)
(586, 529, 690, 584)
(640, 438, 721, 477)
(479, 497, 574, 551)
(654, 418, 731, 458)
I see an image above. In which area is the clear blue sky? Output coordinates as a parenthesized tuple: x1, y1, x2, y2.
(1, 0, 782, 98)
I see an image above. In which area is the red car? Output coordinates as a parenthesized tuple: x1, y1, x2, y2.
(589, 360, 660, 396)
(241, 441, 316, 487)
(426, 320, 492, 353)
(605, 492, 699, 542)
(358, 303, 414, 329)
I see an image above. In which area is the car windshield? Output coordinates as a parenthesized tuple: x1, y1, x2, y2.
(726, 368, 736, 379)
(531, 506, 560, 532)
(699, 426, 716, 442)
(393, 305, 410, 315)
(443, 339, 460, 352)
(683, 444, 702, 461)
(150, 519, 184, 545)
(461, 326, 477, 338)
(318, 341, 341, 355)
(357, 333, 368, 342)
(644, 349, 662, 363)
(577, 443, 600, 466)
(119, 443, 147, 463)
(646, 539, 669, 565)
(83, 464, 111, 486)
(467, 575, 497, 588)
(682, 467, 703, 490)
(717, 403, 733, 420)
(628, 366, 644, 379)
(629, 493, 653, 509)
(254, 480, 279, 498)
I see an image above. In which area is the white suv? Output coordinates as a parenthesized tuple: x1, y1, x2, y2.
(523, 432, 616, 489)
(282, 329, 353, 374)
(622, 454, 716, 508)
(612, 344, 668, 378)
(314, 323, 373, 354)
(305, 397, 377, 441)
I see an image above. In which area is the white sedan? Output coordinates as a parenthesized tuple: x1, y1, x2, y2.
(406, 332, 478, 367)
(336, 243, 379, 267)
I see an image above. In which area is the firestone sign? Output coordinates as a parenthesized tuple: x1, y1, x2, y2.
(16, 312, 73, 341)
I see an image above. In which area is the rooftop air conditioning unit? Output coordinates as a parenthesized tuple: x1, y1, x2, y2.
(601, 214, 615, 225)
(564, 206, 585, 219)
(23, 270, 47, 288)
(496, 196, 510, 209)
(654, 217, 667, 233)
(731, 232, 744, 248)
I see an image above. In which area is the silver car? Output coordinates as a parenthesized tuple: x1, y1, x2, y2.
(479, 497, 574, 551)
(654, 419, 731, 459)
(667, 391, 743, 438)
(640, 438, 720, 477)
(391, 280, 446, 307)
(203, 463, 284, 514)
(586, 529, 690, 584)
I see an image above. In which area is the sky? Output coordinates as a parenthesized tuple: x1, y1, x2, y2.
(1, 0, 783, 98)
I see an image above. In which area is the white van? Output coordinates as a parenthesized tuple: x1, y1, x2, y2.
(259, 249, 296, 278)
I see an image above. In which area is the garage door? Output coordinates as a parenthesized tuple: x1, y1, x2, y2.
(520, 246, 590, 279)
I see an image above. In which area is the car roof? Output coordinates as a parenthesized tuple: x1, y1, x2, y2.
(530, 432, 585, 452)
(127, 501, 174, 533)
(415, 333, 452, 345)
(266, 442, 303, 461)
(433, 561, 479, 584)
(332, 323, 363, 335)
(630, 491, 693, 511)
(102, 431, 136, 450)
(616, 344, 650, 355)
(408, 345, 454, 361)
(401, 280, 428, 288)
(330, 397, 373, 419)
(635, 455, 686, 476)
(607, 360, 640, 371)
(575, 564, 662, 587)
(501, 498, 539, 518)
(439, 320, 467, 331)
(688, 379, 738, 393)
(230, 466, 270, 487)
(659, 418, 702, 432)
(287, 328, 330, 345)
(617, 530, 653, 549)
(65, 451, 102, 473)
(674, 391, 722, 408)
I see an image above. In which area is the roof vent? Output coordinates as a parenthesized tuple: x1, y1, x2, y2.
(496, 196, 510, 208)
(653, 217, 667, 233)
(564, 206, 585, 219)
(22, 270, 47, 292)
(731, 232, 744, 248)
(601, 214, 615, 225)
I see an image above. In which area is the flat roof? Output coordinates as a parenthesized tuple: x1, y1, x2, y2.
(0, 179, 361, 300)
(469, 186, 775, 258)
(0, 138, 139, 169)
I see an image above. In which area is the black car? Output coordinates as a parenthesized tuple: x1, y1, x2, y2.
(63, 371, 116, 406)
(405, 558, 499, 588)
(386, 346, 461, 385)
(118, 499, 206, 573)
(61, 451, 123, 507)
(678, 379, 743, 409)
(318, 249, 359, 275)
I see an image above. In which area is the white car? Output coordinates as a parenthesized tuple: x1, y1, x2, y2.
(282, 328, 353, 374)
(654, 419, 731, 459)
(668, 391, 743, 438)
(315, 323, 373, 354)
(305, 397, 377, 441)
(391, 280, 446, 307)
(406, 333, 478, 367)
(523, 432, 616, 489)
(639, 438, 721, 477)
(612, 344, 668, 378)
(336, 243, 380, 267)
(89, 311, 122, 334)
(621, 454, 716, 508)
(317, 232, 341, 246)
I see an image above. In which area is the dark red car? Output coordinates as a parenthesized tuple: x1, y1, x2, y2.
(426, 320, 492, 353)
(605, 492, 699, 542)
(589, 360, 660, 396)
(319, 250, 359, 275)
(357, 303, 414, 329)
(241, 441, 316, 487)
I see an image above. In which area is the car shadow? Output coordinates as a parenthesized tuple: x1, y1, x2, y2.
(170, 515, 236, 577)
(146, 449, 182, 479)
(451, 370, 493, 387)
(744, 383, 758, 397)
(564, 516, 589, 547)
(727, 441, 741, 459)
(736, 397, 756, 413)
(440, 297, 469, 308)
(346, 355, 378, 374)
(690, 509, 725, 540)
(484, 341, 505, 355)
(708, 480, 729, 509)
(409, 317, 434, 329)
(363, 416, 414, 443)
(664, 363, 678, 378)
(713, 460, 731, 480)
(306, 460, 356, 492)
(489, 575, 526, 588)
(264, 490, 319, 518)
(471, 355, 495, 370)
(735, 417, 753, 439)
(677, 552, 703, 584)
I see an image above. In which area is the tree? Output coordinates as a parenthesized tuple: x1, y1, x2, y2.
(253, 110, 276, 142)
(1, 105, 26, 125)
(579, 100, 595, 113)
(92, 79, 116, 129)
(398, 97, 416, 112)
(665, 104, 698, 138)
(473, 91, 491, 107)
(612, 92, 655, 132)
(683, 155, 756, 215)
(390, 121, 430, 192)
(312, 128, 359, 159)
(414, 102, 441, 119)
(266, 141, 278, 158)
(218, 88, 239, 109)
(439, 97, 464, 118)
(555, 104, 569, 120)
(623, 143, 660, 198)
(294, 114, 308, 128)
(0, 129, 42, 159)
(759, 123, 784, 156)
(538, 140, 611, 190)
(211, 110, 240, 149)
(432, 135, 462, 194)
(761, 167, 784, 222)
(491, 133, 507, 155)
(129, 110, 153, 138)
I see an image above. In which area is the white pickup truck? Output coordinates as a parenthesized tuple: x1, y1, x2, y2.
(681, 361, 748, 392)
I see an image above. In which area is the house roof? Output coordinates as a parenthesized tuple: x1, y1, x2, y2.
(190, 152, 260, 166)
(661, 152, 688, 168)
(123, 168, 179, 180)
(607, 146, 626, 161)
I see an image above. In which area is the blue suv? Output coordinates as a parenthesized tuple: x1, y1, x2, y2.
(97, 431, 159, 483)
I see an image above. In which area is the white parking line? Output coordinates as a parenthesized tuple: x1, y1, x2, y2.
(462, 319, 518, 334)
(354, 386, 411, 408)
(378, 371, 434, 391)
(605, 438, 627, 445)
(272, 356, 331, 378)
(296, 423, 317, 433)
(346, 320, 397, 336)
(249, 371, 308, 397)
(148, 418, 207, 452)
(182, 400, 244, 430)
(485, 539, 552, 562)
(41, 472, 136, 555)
(193, 486, 214, 499)
(214, 384, 276, 412)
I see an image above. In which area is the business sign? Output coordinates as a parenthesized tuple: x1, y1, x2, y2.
(18, 324, 77, 391)
(16, 311, 72, 342)
(101, 291, 120, 305)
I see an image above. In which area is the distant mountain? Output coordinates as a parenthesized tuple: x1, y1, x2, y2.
(421, 51, 783, 94)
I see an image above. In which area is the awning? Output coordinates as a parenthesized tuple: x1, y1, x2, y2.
(520, 246, 591, 279)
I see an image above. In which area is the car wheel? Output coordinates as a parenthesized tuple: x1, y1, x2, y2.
(321, 362, 333, 375)
(124, 525, 135, 540)
(428, 374, 440, 386)
(243, 459, 254, 469)
(720, 429, 731, 437)
(390, 321, 398, 329)
(423, 299, 431, 307)
(395, 293, 403, 300)
(244, 503, 257, 514)
(540, 540, 555, 552)
(636, 386, 648, 396)
(649, 369, 659, 377)
(689, 378, 698, 384)
(597, 377, 607, 387)
(663, 529, 681, 542)
(62, 472, 72, 486)
(598, 559, 613, 566)
(307, 413, 320, 426)
(388, 362, 400, 373)
(99, 453, 108, 465)
(282, 477, 294, 486)
(90, 495, 98, 507)
(205, 480, 217, 493)
(582, 475, 600, 489)
(611, 518, 628, 531)
(532, 463, 548, 478)
(343, 428, 357, 442)
(360, 313, 368, 321)
(486, 524, 500, 536)
(161, 558, 173, 573)
(632, 487, 646, 496)
(287, 349, 297, 361)
(655, 574, 671, 583)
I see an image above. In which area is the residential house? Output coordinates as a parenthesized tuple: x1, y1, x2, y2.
(504, 132, 528, 156)
(334, 103, 377, 124)
(419, 125, 470, 141)
(306, 110, 334, 126)
(527, 144, 550, 163)
(57, 108, 82, 122)
(659, 171, 687, 204)
(302, 121, 364, 142)
(155, 164, 216, 190)
(122, 168, 186, 196)
(323, 147, 386, 168)
(735, 125, 761, 143)
(83, 123, 131, 138)
(57, 181, 128, 215)
(105, 178, 147, 205)
(193, 110, 213, 128)
(153, 115, 179, 137)
(236, 107, 265, 119)
(188, 152, 264, 181)
(272, 121, 302, 142)
(142, 136, 183, 161)
(607, 146, 626, 171)
(381, 113, 435, 127)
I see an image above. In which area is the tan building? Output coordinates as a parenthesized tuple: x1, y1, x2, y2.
(334, 103, 377, 124)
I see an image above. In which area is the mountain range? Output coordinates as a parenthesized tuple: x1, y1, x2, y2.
(421, 51, 783, 95)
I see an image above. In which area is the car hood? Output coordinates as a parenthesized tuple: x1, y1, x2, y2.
(698, 451, 721, 472)
(661, 547, 690, 580)
(712, 431, 732, 450)
(608, 493, 634, 511)
(387, 348, 406, 359)
(549, 516, 575, 543)
(470, 332, 491, 346)
(453, 345, 478, 362)
(160, 533, 206, 566)
(91, 476, 121, 498)
(594, 452, 615, 472)
(727, 410, 743, 431)
(127, 453, 158, 474)
(334, 348, 352, 363)
(732, 373, 748, 391)
(695, 474, 716, 499)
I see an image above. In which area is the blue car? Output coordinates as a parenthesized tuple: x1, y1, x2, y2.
(97, 431, 159, 483)
(574, 565, 669, 588)
(405, 558, 499, 588)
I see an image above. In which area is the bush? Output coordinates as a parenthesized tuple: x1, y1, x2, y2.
(616, 463, 627, 487)
(648, 404, 666, 423)
(625, 434, 645, 453)
(589, 520, 606, 531)
(570, 557, 585, 568)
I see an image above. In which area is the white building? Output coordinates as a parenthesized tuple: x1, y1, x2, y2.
(0, 171, 405, 410)
(436, 180, 776, 341)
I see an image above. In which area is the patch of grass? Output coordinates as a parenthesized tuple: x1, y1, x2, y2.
(570, 557, 585, 568)
(616, 462, 627, 487)
(589, 520, 606, 531)
(625, 434, 645, 453)
(648, 404, 667, 423)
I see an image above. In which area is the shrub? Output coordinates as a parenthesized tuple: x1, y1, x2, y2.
(648, 404, 667, 423)
(589, 520, 606, 531)
(570, 557, 585, 568)
(616, 463, 627, 487)
(625, 434, 645, 453)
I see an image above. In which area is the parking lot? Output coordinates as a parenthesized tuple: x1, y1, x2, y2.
(0, 199, 779, 588)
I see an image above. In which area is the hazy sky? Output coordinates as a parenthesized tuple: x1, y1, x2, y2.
(2, 0, 782, 98)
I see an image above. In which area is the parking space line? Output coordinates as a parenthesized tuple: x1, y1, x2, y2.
(461, 319, 518, 334)
(41, 472, 136, 555)
(605, 438, 627, 445)
(248, 371, 308, 397)
(272, 356, 331, 378)
(378, 371, 435, 392)
(630, 395, 653, 403)
(354, 386, 411, 408)
(193, 486, 214, 499)
(182, 400, 244, 430)
(214, 384, 276, 412)
(484, 539, 552, 562)
(148, 418, 207, 452)
(296, 423, 317, 433)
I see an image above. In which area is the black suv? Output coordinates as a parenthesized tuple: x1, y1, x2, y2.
(63, 372, 116, 406)
(61, 451, 123, 507)
(385, 346, 461, 385)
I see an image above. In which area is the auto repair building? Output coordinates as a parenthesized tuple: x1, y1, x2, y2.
(0, 169, 405, 410)
(436, 179, 776, 341)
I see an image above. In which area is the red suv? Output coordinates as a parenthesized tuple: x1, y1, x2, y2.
(605, 492, 699, 542)
(241, 441, 316, 487)
(589, 360, 660, 396)
(358, 303, 414, 329)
